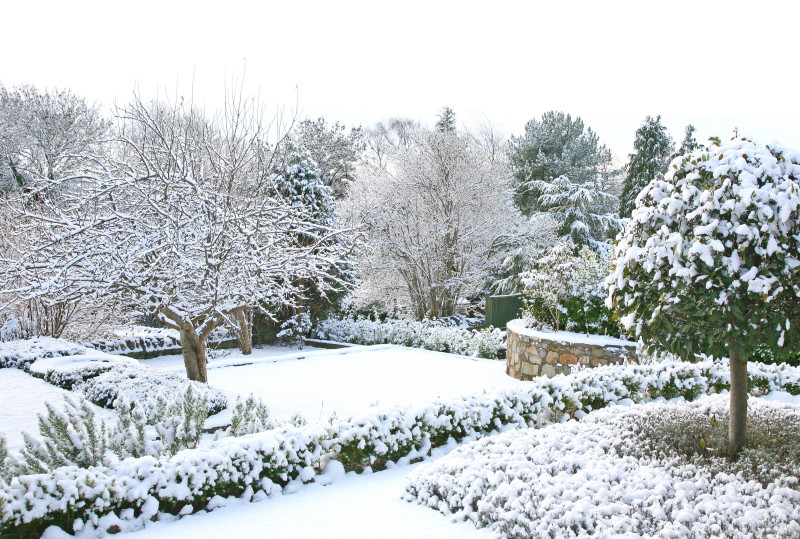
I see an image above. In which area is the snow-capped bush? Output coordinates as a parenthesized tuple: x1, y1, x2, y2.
(227, 394, 281, 437)
(20, 395, 109, 474)
(521, 243, 618, 336)
(78, 363, 227, 415)
(314, 317, 506, 359)
(0, 337, 88, 370)
(404, 395, 800, 538)
(110, 386, 210, 461)
(2, 359, 799, 537)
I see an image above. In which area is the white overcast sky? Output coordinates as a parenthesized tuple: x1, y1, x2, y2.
(3, 0, 798, 162)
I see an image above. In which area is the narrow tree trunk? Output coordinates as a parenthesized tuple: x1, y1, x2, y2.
(235, 307, 253, 355)
(728, 345, 748, 460)
(180, 326, 208, 383)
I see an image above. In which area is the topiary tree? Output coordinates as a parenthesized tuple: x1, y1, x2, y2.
(607, 137, 800, 459)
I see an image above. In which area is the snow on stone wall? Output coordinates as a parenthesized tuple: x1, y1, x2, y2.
(506, 319, 636, 380)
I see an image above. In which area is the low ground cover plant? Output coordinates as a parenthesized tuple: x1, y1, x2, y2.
(404, 395, 800, 537)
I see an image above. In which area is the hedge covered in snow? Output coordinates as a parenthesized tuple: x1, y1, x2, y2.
(0, 338, 228, 415)
(404, 395, 800, 537)
(313, 317, 506, 359)
(2, 358, 800, 536)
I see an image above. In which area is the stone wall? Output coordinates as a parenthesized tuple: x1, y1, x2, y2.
(506, 319, 636, 380)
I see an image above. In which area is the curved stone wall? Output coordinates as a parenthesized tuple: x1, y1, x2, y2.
(506, 319, 637, 380)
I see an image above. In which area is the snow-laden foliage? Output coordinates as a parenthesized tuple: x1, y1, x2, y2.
(0, 336, 87, 370)
(20, 395, 109, 474)
(0, 434, 23, 483)
(620, 114, 674, 218)
(607, 138, 800, 359)
(226, 394, 281, 437)
(521, 244, 618, 335)
(314, 317, 506, 359)
(109, 386, 209, 461)
(293, 117, 364, 199)
(2, 358, 799, 536)
(508, 111, 617, 216)
(534, 175, 622, 251)
(343, 127, 527, 319)
(405, 395, 800, 538)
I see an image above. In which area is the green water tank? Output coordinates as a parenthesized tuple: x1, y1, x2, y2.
(485, 293, 524, 329)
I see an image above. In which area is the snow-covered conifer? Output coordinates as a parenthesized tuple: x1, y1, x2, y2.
(620, 115, 674, 218)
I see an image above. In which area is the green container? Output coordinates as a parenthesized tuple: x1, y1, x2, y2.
(485, 293, 524, 329)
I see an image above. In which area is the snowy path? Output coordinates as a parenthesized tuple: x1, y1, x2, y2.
(117, 452, 496, 539)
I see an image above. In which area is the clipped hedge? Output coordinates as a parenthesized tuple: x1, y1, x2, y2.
(3, 358, 800, 536)
(314, 317, 506, 359)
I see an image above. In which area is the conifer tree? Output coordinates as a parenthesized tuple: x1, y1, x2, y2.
(674, 123, 700, 158)
(435, 107, 457, 133)
(619, 115, 674, 218)
(508, 111, 616, 215)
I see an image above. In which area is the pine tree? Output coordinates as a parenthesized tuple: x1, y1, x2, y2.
(435, 107, 457, 133)
(619, 115, 674, 218)
(508, 111, 616, 215)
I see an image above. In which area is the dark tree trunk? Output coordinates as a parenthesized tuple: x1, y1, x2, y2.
(180, 326, 208, 383)
(728, 346, 748, 459)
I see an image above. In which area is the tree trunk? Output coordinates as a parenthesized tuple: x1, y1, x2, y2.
(180, 326, 208, 383)
(235, 307, 253, 355)
(728, 345, 748, 460)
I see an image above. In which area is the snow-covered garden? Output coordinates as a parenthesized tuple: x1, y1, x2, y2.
(3, 82, 800, 537)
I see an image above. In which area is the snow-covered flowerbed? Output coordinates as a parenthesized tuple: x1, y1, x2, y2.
(314, 317, 506, 359)
(3, 358, 800, 537)
(405, 394, 800, 538)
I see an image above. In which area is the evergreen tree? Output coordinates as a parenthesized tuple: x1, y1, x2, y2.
(435, 107, 457, 133)
(620, 115, 674, 218)
(673, 123, 700, 159)
(508, 111, 616, 215)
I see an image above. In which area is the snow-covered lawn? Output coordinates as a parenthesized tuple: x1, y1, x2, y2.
(146, 344, 527, 424)
(0, 369, 114, 452)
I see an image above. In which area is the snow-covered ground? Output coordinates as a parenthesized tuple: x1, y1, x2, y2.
(144, 344, 527, 423)
(0, 369, 115, 452)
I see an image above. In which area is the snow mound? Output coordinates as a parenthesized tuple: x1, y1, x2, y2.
(405, 395, 800, 538)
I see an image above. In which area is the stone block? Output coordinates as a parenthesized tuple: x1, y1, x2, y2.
(545, 351, 559, 364)
(541, 364, 556, 378)
(560, 353, 578, 365)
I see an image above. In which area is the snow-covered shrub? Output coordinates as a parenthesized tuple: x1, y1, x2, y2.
(405, 395, 800, 537)
(110, 386, 210, 460)
(78, 363, 227, 415)
(0, 314, 25, 342)
(521, 243, 618, 336)
(43, 362, 117, 390)
(314, 317, 506, 359)
(0, 336, 88, 370)
(634, 399, 800, 484)
(0, 434, 23, 483)
(227, 394, 281, 437)
(20, 395, 109, 474)
(276, 312, 312, 344)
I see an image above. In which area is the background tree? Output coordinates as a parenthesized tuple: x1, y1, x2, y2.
(673, 123, 700, 159)
(294, 117, 364, 198)
(435, 107, 457, 133)
(536, 175, 622, 251)
(1, 91, 354, 382)
(343, 126, 526, 319)
(607, 137, 800, 458)
(507, 111, 617, 215)
(0, 84, 110, 338)
(620, 115, 674, 218)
